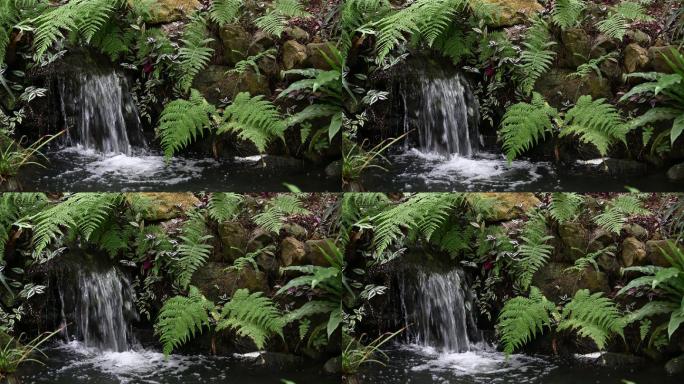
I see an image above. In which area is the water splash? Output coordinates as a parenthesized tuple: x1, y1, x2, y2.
(58, 71, 145, 155)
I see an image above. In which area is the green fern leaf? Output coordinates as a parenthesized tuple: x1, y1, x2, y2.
(557, 289, 625, 350)
(155, 286, 214, 356)
(218, 92, 287, 153)
(157, 89, 216, 159)
(500, 92, 558, 161)
(216, 289, 285, 349)
(209, 0, 243, 25)
(208, 193, 244, 222)
(549, 193, 584, 223)
(175, 210, 213, 289)
(497, 286, 556, 355)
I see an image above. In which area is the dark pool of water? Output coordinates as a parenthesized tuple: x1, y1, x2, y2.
(359, 149, 683, 192)
(13, 147, 339, 192)
(15, 342, 337, 384)
(357, 345, 683, 384)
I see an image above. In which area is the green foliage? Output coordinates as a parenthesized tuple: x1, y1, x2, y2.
(255, 0, 311, 38)
(619, 241, 684, 338)
(597, 1, 653, 40)
(557, 289, 625, 350)
(0, 193, 47, 257)
(177, 15, 214, 92)
(216, 289, 285, 349)
(560, 95, 630, 156)
(518, 18, 556, 94)
(209, 0, 244, 25)
(338, 0, 391, 54)
(568, 52, 618, 81)
(155, 286, 214, 356)
(499, 93, 558, 162)
(514, 211, 554, 290)
(497, 286, 555, 355)
(593, 194, 648, 234)
(218, 92, 287, 154)
(552, 0, 586, 30)
(565, 246, 616, 274)
(549, 193, 584, 223)
(174, 210, 213, 289)
(207, 193, 243, 222)
(253, 194, 310, 233)
(157, 90, 216, 159)
(229, 49, 276, 76)
(621, 48, 684, 147)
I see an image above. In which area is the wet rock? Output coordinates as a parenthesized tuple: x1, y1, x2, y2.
(282, 223, 308, 239)
(624, 43, 650, 73)
(646, 240, 679, 267)
(256, 54, 279, 77)
(599, 57, 622, 81)
(306, 42, 337, 70)
(533, 262, 609, 301)
(620, 237, 646, 267)
(667, 162, 684, 181)
(127, 192, 199, 221)
(597, 252, 621, 276)
(601, 158, 649, 177)
(535, 69, 612, 107)
(252, 30, 276, 51)
(280, 237, 306, 267)
(561, 28, 591, 68)
(623, 223, 648, 240)
(256, 352, 305, 370)
(597, 352, 646, 367)
(247, 228, 275, 252)
(478, 0, 543, 27)
(558, 222, 589, 261)
(304, 239, 337, 266)
(284, 26, 310, 42)
(470, 193, 541, 222)
(220, 24, 250, 66)
(133, 0, 201, 24)
(665, 354, 684, 375)
(649, 45, 683, 73)
(626, 30, 652, 46)
(192, 65, 270, 104)
(218, 221, 248, 262)
(282, 40, 308, 70)
(323, 356, 342, 374)
(256, 248, 280, 275)
(325, 160, 342, 179)
(191, 262, 269, 301)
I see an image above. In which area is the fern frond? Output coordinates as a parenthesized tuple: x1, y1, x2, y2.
(253, 194, 310, 233)
(208, 193, 243, 222)
(157, 89, 216, 159)
(557, 289, 625, 350)
(500, 92, 558, 161)
(560, 96, 630, 156)
(175, 210, 213, 289)
(218, 92, 287, 153)
(209, 0, 243, 25)
(497, 286, 556, 355)
(178, 15, 214, 92)
(549, 193, 584, 223)
(597, 1, 652, 40)
(552, 0, 586, 30)
(515, 211, 554, 290)
(255, 0, 311, 38)
(593, 194, 648, 234)
(216, 289, 285, 349)
(519, 18, 556, 94)
(155, 286, 214, 356)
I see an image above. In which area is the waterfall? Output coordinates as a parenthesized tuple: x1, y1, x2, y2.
(57, 70, 145, 155)
(398, 68, 480, 157)
(397, 267, 482, 353)
(58, 267, 138, 352)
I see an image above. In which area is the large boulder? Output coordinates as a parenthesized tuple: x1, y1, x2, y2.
(133, 0, 201, 24)
(479, 0, 543, 27)
(282, 40, 308, 70)
(560, 28, 591, 68)
(220, 24, 251, 66)
(558, 222, 589, 261)
(304, 239, 337, 266)
(191, 262, 269, 302)
(624, 43, 650, 73)
(533, 262, 610, 301)
(469, 193, 541, 222)
(535, 69, 612, 107)
(192, 65, 270, 104)
(218, 221, 249, 262)
(127, 192, 199, 221)
(305, 42, 337, 70)
(620, 237, 647, 267)
(280, 237, 306, 267)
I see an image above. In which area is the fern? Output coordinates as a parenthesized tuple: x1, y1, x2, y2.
(597, 1, 653, 40)
(500, 92, 558, 161)
(552, 0, 586, 30)
(253, 194, 310, 233)
(549, 193, 584, 223)
(229, 49, 276, 76)
(229, 245, 275, 272)
(90, 21, 133, 61)
(174, 210, 213, 289)
(560, 96, 630, 156)
(178, 15, 214, 92)
(255, 0, 311, 38)
(568, 52, 618, 81)
(593, 194, 648, 234)
(216, 289, 285, 349)
(518, 18, 556, 94)
(565, 246, 616, 274)
(0, 193, 48, 257)
(157, 89, 216, 159)
(209, 0, 244, 25)
(515, 211, 554, 290)
(557, 289, 625, 350)
(339, 0, 391, 54)
(218, 92, 287, 153)
(156, 286, 214, 356)
(497, 286, 556, 355)
(207, 193, 243, 222)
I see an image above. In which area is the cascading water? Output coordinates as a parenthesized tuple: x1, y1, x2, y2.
(58, 267, 138, 352)
(58, 71, 146, 155)
(397, 267, 482, 353)
(398, 68, 480, 157)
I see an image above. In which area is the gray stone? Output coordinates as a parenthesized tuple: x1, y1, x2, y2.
(667, 162, 684, 181)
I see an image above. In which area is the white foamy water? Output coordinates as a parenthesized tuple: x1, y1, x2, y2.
(396, 149, 555, 190)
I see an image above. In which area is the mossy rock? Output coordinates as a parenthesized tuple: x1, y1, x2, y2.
(127, 192, 199, 221)
(190, 262, 269, 302)
(533, 262, 610, 301)
(304, 239, 336, 266)
(648, 45, 683, 74)
(282, 40, 308, 70)
(558, 222, 589, 262)
(620, 237, 647, 267)
(280, 237, 306, 267)
(192, 65, 270, 104)
(534, 68, 612, 107)
(219, 24, 251, 66)
(305, 42, 337, 70)
(218, 221, 249, 262)
(468, 193, 541, 222)
(131, 0, 201, 24)
(478, 0, 543, 27)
